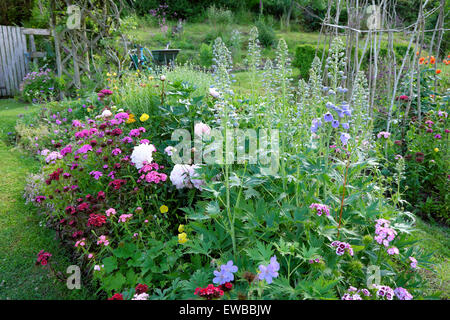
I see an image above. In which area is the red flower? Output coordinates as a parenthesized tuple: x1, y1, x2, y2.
(65, 206, 76, 215)
(135, 283, 149, 294)
(108, 293, 124, 300)
(36, 250, 52, 266)
(97, 191, 106, 201)
(87, 214, 107, 227)
(194, 284, 224, 300)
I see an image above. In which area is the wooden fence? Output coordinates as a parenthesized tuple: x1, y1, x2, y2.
(0, 26, 50, 97)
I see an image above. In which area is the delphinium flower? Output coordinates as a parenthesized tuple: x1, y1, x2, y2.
(130, 143, 157, 169)
(331, 241, 354, 256)
(309, 203, 330, 216)
(394, 287, 413, 300)
(340, 132, 350, 145)
(373, 284, 394, 300)
(374, 219, 397, 248)
(310, 118, 322, 133)
(324, 112, 334, 122)
(258, 256, 280, 284)
(194, 284, 224, 300)
(213, 261, 238, 285)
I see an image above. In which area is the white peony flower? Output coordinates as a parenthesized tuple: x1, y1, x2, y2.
(101, 109, 112, 118)
(169, 164, 204, 190)
(130, 143, 157, 169)
(194, 122, 211, 137)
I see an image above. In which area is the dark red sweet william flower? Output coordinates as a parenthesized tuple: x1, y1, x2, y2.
(108, 293, 124, 300)
(87, 214, 107, 227)
(36, 250, 52, 266)
(194, 284, 224, 300)
(135, 283, 149, 294)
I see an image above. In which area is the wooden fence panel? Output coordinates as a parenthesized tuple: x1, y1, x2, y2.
(0, 25, 29, 97)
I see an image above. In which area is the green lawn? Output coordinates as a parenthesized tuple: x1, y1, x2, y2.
(0, 99, 93, 300)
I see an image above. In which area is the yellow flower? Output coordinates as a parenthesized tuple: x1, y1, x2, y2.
(178, 232, 187, 244)
(140, 113, 149, 122)
(113, 72, 117, 76)
(106, 72, 111, 77)
(149, 76, 154, 81)
(178, 224, 184, 233)
(87, 107, 92, 112)
(160, 205, 168, 213)
(434, 148, 439, 152)
(126, 114, 136, 124)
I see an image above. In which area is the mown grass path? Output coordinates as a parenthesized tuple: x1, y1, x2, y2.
(0, 99, 92, 299)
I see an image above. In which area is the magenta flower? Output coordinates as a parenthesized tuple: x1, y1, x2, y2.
(89, 171, 103, 180)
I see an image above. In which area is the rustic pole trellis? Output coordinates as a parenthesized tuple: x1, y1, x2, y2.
(310, 0, 446, 130)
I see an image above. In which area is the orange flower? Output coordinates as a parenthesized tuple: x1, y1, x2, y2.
(416, 51, 419, 56)
(436, 69, 441, 74)
(430, 56, 435, 64)
(419, 57, 425, 64)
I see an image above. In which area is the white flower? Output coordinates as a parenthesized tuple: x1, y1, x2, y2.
(194, 122, 211, 137)
(94, 264, 104, 271)
(160, 75, 166, 81)
(209, 87, 220, 98)
(101, 109, 112, 118)
(132, 293, 149, 300)
(169, 164, 204, 190)
(130, 143, 157, 169)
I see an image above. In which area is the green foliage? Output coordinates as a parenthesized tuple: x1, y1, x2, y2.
(198, 43, 213, 68)
(255, 19, 276, 48)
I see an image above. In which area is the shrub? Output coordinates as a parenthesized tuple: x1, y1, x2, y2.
(199, 43, 213, 68)
(293, 44, 328, 79)
(255, 20, 276, 48)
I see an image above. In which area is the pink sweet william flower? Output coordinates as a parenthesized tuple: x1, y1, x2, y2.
(112, 148, 122, 156)
(75, 238, 86, 247)
(97, 235, 109, 246)
(114, 112, 129, 120)
(89, 171, 103, 180)
(387, 247, 399, 255)
(105, 208, 116, 217)
(409, 256, 418, 269)
(118, 214, 133, 223)
(309, 203, 330, 216)
(331, 241, 353, 256)
(377, 131, 390, 139)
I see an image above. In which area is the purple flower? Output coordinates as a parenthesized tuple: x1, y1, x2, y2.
(341, 122, 349, 130)
(324, 112, 333, 122)
(340, 132, 350, 145)
(394, 287, 413, 300)
(89, 171, 103, 180)
(213, 260, 238, 285)
(434, 134, 442, 139)
(112, 148, 122, 156)
(258, 256, 280, 284)
(332, 120, 339, 128)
